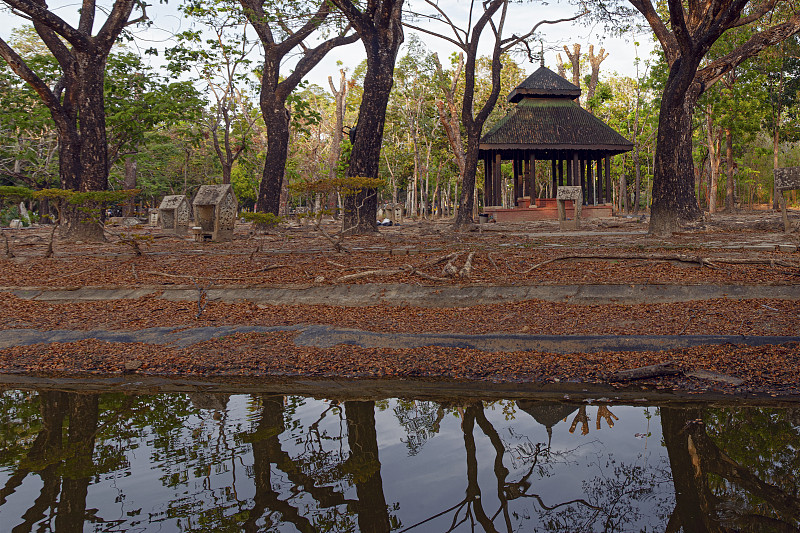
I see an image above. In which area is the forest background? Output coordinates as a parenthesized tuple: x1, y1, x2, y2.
(1, 0, 800, 226)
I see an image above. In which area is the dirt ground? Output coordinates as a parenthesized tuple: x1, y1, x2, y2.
(1, 210, 798, 397)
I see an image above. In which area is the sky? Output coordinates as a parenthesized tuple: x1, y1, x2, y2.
(0, 0, 656, 95)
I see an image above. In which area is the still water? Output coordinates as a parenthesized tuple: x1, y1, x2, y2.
(0, 387, 797, 532)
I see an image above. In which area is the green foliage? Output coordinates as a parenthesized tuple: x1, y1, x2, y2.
(336, 139, 353, 180)
(0, 205, 22, 226)
(241, 211, 283, 227)
(0, 186, 33, 202)
(67, 189, 140, 206)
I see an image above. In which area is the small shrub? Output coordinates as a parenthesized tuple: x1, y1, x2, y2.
(242, 211, 284, 230)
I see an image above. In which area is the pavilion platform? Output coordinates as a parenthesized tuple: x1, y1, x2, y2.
(483, 198, 612, 222)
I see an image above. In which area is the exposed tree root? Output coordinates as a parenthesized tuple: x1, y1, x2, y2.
(458, 251, 475, 278)
(3, 232, 13, 259)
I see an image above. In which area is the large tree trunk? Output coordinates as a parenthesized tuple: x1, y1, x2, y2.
(62, 52, 109, 242)
(649, 58, 704, 234)
(256, 96, 290, 214)
(454, 128, 482, 227)
(342, 1, 404, 234)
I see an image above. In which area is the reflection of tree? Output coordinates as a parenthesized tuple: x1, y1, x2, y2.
(0, 392, 101, 533)
(569, 405, 619, 436)
(393, 400, 444, 456)
(345, 400, 392, 533)
(244, 395, 356, 532)
(56, 394, 99, 533)
(662, 407, 800, 533)
(402, 402, 598, 533)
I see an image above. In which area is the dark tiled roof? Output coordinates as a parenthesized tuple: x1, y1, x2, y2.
(508, 66, 580, 102)
(480, 98, 633, 152)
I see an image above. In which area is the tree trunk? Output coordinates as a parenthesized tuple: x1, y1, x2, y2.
(661, 407, 723, 533)
(620, 171, 628, 214)
(454, 128, 482, 227)
(55, 394, 99, 533)
(649, 58, 704, 234)
(60, 53, 109, 242)
(123, 155, 137, 217)
(341, 1, 404, 234)
(706, 111, 720, 214)
(328, 70, 347, 214)
(725, 128, 735, 211)
(256, 96, 290, 214)
(773, 121, 781, 210)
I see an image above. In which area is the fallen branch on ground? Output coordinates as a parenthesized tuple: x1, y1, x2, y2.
(336, 263, 450, 283)
(140, 270, 255, 282)
(609, 361, 743, 385)
(504, 253, 800, 274)
(609, 361, 681, 381)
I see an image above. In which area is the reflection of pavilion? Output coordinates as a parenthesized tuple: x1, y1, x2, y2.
(480, 67, 633, 222)
(516, 400, 578, 445)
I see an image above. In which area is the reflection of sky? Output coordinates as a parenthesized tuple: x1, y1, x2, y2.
(376, 402, 670, 532)
(0, 393, 675, 532)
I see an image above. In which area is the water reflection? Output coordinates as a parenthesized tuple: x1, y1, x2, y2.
(0, 389, 798, 532)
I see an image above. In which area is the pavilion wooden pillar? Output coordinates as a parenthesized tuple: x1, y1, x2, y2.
(604, 156, 612, 206)
(512, 156, 520, 204)
(596, 158, 603, 203)
(572, 153, 579, 187)
(551, 157, 558, 195)
(527, 154, 535, 199)
(580, 156, 587, 204)
(493, 152, 502, 206)
(566, 154, 573, 186)
(483, 156, 491, 208)
(585, 158, 594, 205)
(558, 157, 564, 187)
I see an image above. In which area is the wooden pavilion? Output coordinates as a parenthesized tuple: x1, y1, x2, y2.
(480, 66, 633, 221)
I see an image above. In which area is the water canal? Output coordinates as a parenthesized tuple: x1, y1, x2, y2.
(0, 385, 798, 532)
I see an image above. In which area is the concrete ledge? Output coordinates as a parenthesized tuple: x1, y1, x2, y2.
(6, 283, 799, 307)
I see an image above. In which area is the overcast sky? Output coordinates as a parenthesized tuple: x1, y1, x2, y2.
(1, 0, 655, 93)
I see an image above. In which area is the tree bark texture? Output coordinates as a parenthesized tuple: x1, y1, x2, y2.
(648, 56, 704, 234)
(332, 0, 405, 234)
(328, 70, 348, 213)
(256, 97, 290, 214)
(706, 110, 721, 214)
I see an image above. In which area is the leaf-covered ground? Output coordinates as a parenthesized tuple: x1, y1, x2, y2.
(0, 333, 797, 397)
(1, 212, 798, 396)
